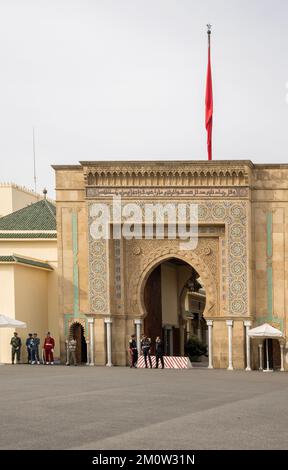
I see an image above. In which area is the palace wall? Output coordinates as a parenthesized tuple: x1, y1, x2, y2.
(53, 161, 288, 370)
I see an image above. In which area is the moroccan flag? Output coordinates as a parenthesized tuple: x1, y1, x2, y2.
(205, 32, 213, 160)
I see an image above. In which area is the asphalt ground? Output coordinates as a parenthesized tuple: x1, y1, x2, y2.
(0, 364, 287, 450)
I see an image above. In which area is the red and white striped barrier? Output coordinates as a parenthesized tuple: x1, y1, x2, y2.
(137, 355, 192, 369)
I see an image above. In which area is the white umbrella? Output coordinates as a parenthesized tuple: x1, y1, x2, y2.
(0, 315, 26, 365)
(0, 314, 27, 328)
(248, 323, 284, 339)
(248, 323, 284, 371)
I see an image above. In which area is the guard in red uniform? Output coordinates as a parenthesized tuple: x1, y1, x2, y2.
(43, 332, 55, 364)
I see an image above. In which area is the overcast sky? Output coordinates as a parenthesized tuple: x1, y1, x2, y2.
(0, 0, 287, 197)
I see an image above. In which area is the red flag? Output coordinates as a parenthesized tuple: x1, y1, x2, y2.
(205, 30, 213, 160)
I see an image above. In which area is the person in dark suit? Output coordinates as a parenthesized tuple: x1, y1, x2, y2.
(129, 334, 138, 368)
(141, 334, 152, 368)
(31, 333, 41, 364)
(155, 336, 164, 369)
(25, 333, 33, 364)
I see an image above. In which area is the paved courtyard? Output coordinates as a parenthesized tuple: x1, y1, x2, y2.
(0, 364, 288, 450)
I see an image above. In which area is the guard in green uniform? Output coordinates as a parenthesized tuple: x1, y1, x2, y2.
(10, 332, 22, 364)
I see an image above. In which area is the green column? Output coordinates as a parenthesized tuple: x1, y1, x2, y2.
(72, 211, 79, 317)
(266, 212, 273, 320)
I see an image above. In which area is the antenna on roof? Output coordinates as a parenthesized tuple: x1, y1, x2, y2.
(33, 127, 37, 193)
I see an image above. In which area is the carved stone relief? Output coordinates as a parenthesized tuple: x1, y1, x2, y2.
(88, 200, 248, 317)
(124, 237, 219, 319)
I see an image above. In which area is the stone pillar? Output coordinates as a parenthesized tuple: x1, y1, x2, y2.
(169, 326, 173, 355)
(86, 340, 90, 366)
(179, 318, 185, 356)
(164, 325, 173, 355)
(206, 320, 213, 369)
(244, 321, 252, 371)
(88, 317, 95, 366)
(186, 319, 191, 339)
(264, 338, 270, 371)
(104, 317, 113, 367)
(197, 314, 202, 341)
(65, 340, 69, 365)
(226, 320, 233, 370)
(258, 343, 263, 370)
(134, 319, 142, 355)
(280, 343, 284, 372)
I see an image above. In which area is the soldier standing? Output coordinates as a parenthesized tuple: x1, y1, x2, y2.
(155, 336, 165, 369)
(66, 336, 77, 366)
(129, 334, 138, 368)
(25, 333, 33, 364)
(43, 332, 55, 364)
(31, 333, 40, 364)
(141, 334, 152, 368)
(10, 332, 22, 364)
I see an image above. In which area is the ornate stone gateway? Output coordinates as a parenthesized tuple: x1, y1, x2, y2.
(53, 160, 288, 370)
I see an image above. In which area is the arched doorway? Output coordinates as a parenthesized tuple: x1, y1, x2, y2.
(263, 339, 281, 370)
(143, 257, 207, 357)
(69, 322, 87, 364)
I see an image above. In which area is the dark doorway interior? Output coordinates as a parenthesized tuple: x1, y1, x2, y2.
(70, 323, 87, 364)
(263, 339, 281, 369)
(143, 258, 205, 357)
(144, 265, 162, 354)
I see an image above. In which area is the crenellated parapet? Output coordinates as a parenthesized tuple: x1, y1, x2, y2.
(80, 161, 252, 188)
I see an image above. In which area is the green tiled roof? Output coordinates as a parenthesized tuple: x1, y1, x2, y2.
(0, 199, 56, 231)
(0, 256, 14, 262)
(0, 232, 56, 239)
(0, 255, 53, 270)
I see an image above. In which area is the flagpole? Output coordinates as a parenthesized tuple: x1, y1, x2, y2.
(207, 23, 211, 47)
(205, 24, 213, 161)
(33, 127, 37, 193)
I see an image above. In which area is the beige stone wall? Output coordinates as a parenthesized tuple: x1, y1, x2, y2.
(0, 240, 57, 262)
(47, 270, 60, 357)
(0, 186, 14, 216)
(94, 318, 105, 365)
(211, 320, 245, 370)
(0, 265, 15, 363)
(111, 317, 127, 366)
(14, 265, 49, 352)
(0, 265, 55, 363)
(11, 186, 41, 213)
(0, 239, 58, 363)
(212, 321, 228, 369)
(232, 321, 245, 369)
(54, 167, 85, 202)
(56, 206, 88, 308)
(54, 166, 90, 361)
(0, 184, 42, 217)
(58, 207, 74, 315)
(252, 166, 288, 370)
(78, 208, 89, 313)
(253, 207, 267, 315)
